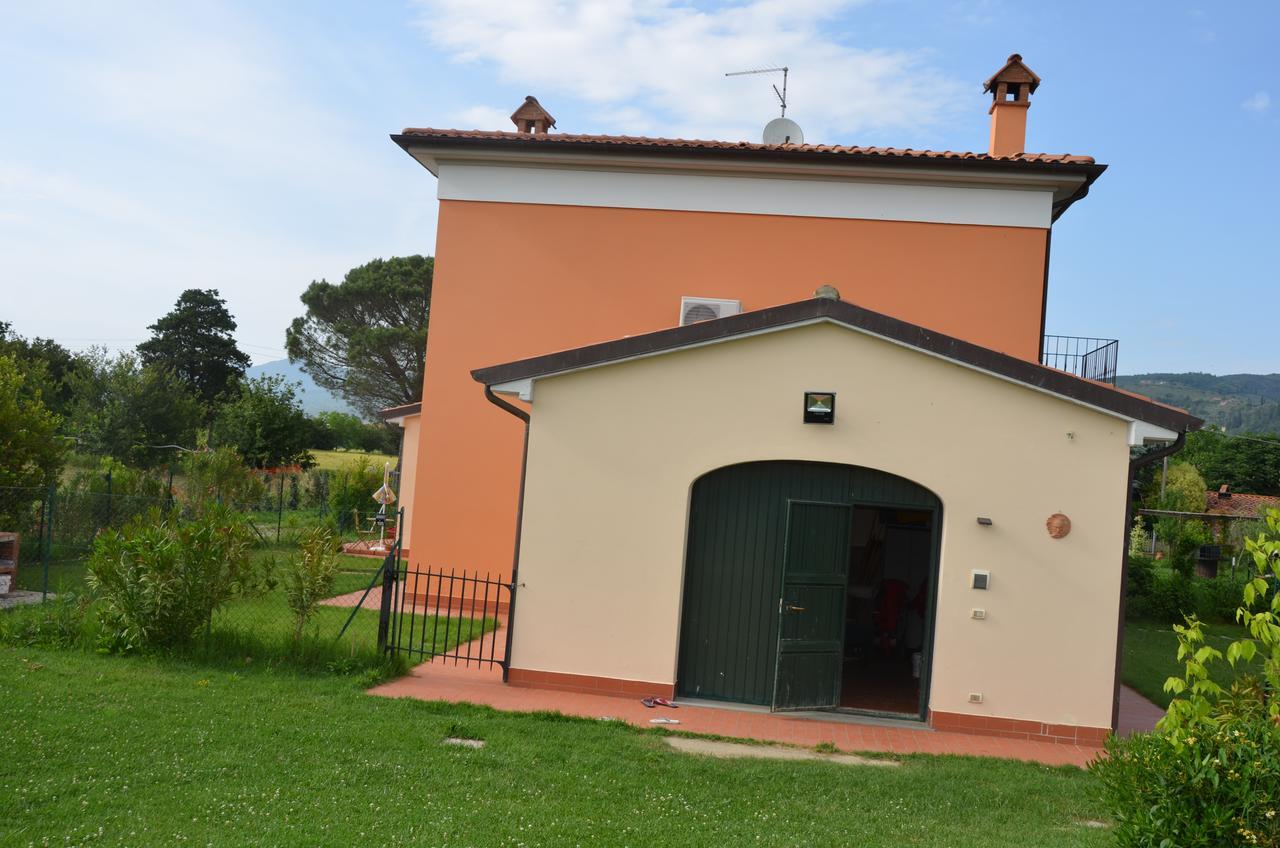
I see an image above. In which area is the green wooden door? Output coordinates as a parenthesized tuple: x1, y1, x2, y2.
(677, 461, 940, 708)
(772, 501, 853, 711)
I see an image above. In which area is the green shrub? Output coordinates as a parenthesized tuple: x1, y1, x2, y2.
(1192, 575, 1250, 622)
(305, 469, 331, 509)
(1128, 571, 1194, 622)
(87, 506, 266, 652)
(0, 592, 92, 648)
(180, 447, 266, 511)
(1094, 687, 1280, 847)
(1125, 556, 1155, 603)
(1094, 509, 1280, 846)
(1168, 520, 1213, 580)
(284, 526, 340, 642)
(327, 458, 384, 533)
(50, 458, 168, 546)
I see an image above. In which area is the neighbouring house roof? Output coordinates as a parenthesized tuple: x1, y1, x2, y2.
(471, 296, 1202, 436)
(1205, 488, 1280, 518)
(378, 401, 422, 422)
(392, 129, 1106, 220)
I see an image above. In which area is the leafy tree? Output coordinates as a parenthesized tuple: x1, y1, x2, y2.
(1181, 428, 1280, 496)
(310, 411, 398, 453)
(0, 322, 88, 419)
(137, 289, 251, 409)
(1144, 462, 1211, 579)
(285, 256, 431, 420)
(67, 351, 201, 468)
(212, 376, 314, 469)
(0, 354, 66, 526)
(1148, 461, 1208, 514)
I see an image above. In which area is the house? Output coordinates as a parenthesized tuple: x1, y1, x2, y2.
(391, 55, 1202, 743)
(1205, 484, 1280, 520)
(378, 401, 421, 554)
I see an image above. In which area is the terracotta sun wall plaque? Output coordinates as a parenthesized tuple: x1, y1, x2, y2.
(1046, 513, 1071, 539)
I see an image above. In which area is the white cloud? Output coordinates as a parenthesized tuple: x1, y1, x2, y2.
(411, 0, 965, 145)
(1242, 91, 1271, 114)
(0, 3, 438, 368)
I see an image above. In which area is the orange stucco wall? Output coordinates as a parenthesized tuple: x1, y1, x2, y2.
(410, 200, 1049, 576)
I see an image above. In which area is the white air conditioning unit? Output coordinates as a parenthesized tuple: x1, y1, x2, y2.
(679, 296, 741, 326)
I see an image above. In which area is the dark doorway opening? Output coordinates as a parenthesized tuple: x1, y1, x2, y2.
(840, 507, 934, 717)
(676, 461, 941, 720)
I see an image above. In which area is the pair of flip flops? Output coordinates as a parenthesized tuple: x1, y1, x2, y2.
(641, 696, 678, 709)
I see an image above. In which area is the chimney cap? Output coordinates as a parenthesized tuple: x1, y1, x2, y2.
(510, 96, 556, 134)
(983, 53, 1041, 97)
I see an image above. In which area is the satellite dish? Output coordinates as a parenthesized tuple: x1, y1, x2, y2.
(763, 117, 804, 146)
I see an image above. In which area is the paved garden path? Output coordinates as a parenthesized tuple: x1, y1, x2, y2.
(1116, 685, 1165, 736)
(332, 585, 1166, 767)
(0, 590, 54, 610)
(373, 653, 1108, 768)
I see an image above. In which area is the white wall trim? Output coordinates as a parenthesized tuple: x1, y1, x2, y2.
(438, 162, 1054, 229)
(493, 378, 534, 401)
(1128, 420, 1180, 446)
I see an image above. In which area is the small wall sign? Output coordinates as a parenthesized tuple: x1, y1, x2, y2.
(803, 391, 835, 424)
(1046, 513, 1072, 539)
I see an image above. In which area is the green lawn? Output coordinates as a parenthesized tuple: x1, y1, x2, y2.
(1122, 619, 1260, 708)
(14, 555, 88, 593)
(308, 448, 398, 472)
(0, 646, 1111, 847)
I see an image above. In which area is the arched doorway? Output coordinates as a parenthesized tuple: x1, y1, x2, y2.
(676, 461, 942, 718)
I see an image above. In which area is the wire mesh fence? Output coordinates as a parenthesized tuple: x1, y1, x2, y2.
(0, 457, 401, 655)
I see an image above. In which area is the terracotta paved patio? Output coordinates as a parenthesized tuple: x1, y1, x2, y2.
(344, 592, 1165, 768)
(371, 660, 1162, 768)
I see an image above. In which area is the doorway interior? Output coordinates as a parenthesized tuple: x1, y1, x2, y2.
(839, 506, 934, 717)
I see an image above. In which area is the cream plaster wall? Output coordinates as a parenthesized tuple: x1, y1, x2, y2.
(510, 322, 1132, 730)
(398, 414, 420, 550)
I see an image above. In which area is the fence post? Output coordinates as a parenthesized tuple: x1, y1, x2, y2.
(276, 474, 284, 543)
(340, 476, 349, 533)
(41, 481, 54, 602)
(166, 465, 175, 511)
(376, 546, 398, 653)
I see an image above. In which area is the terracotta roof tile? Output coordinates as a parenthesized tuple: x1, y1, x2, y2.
(398, 128, 1096, 166)
(1204, 490, 1280, 518)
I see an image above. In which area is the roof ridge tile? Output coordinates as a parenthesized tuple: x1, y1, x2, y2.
(398, 128, 1096, 165)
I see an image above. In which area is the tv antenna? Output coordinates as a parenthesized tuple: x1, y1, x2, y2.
(725, 66, 789, 117)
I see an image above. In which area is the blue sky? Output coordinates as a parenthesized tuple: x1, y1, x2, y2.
(1, 1, 1276, 374)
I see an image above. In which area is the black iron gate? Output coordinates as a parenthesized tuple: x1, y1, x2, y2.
(373, 542, 516, 676)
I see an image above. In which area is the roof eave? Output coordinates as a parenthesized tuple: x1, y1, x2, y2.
(391, 132, 1106, 209)
(471, 298, 1200, 434)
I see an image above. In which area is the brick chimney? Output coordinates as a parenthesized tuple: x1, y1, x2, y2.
(983, 54, 1040, 157)
(510, 96, 556, 134)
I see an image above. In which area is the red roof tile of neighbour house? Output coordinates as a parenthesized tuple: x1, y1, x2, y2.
(1205, 486, 1280, 518)
(396, 127, 1097, 165)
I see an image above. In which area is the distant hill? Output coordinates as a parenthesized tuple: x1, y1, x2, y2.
(246, 359, 356, 417)
(1117, 373, 1280, 434)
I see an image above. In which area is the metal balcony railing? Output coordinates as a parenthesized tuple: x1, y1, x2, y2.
(1041, 335, 1119, 385)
